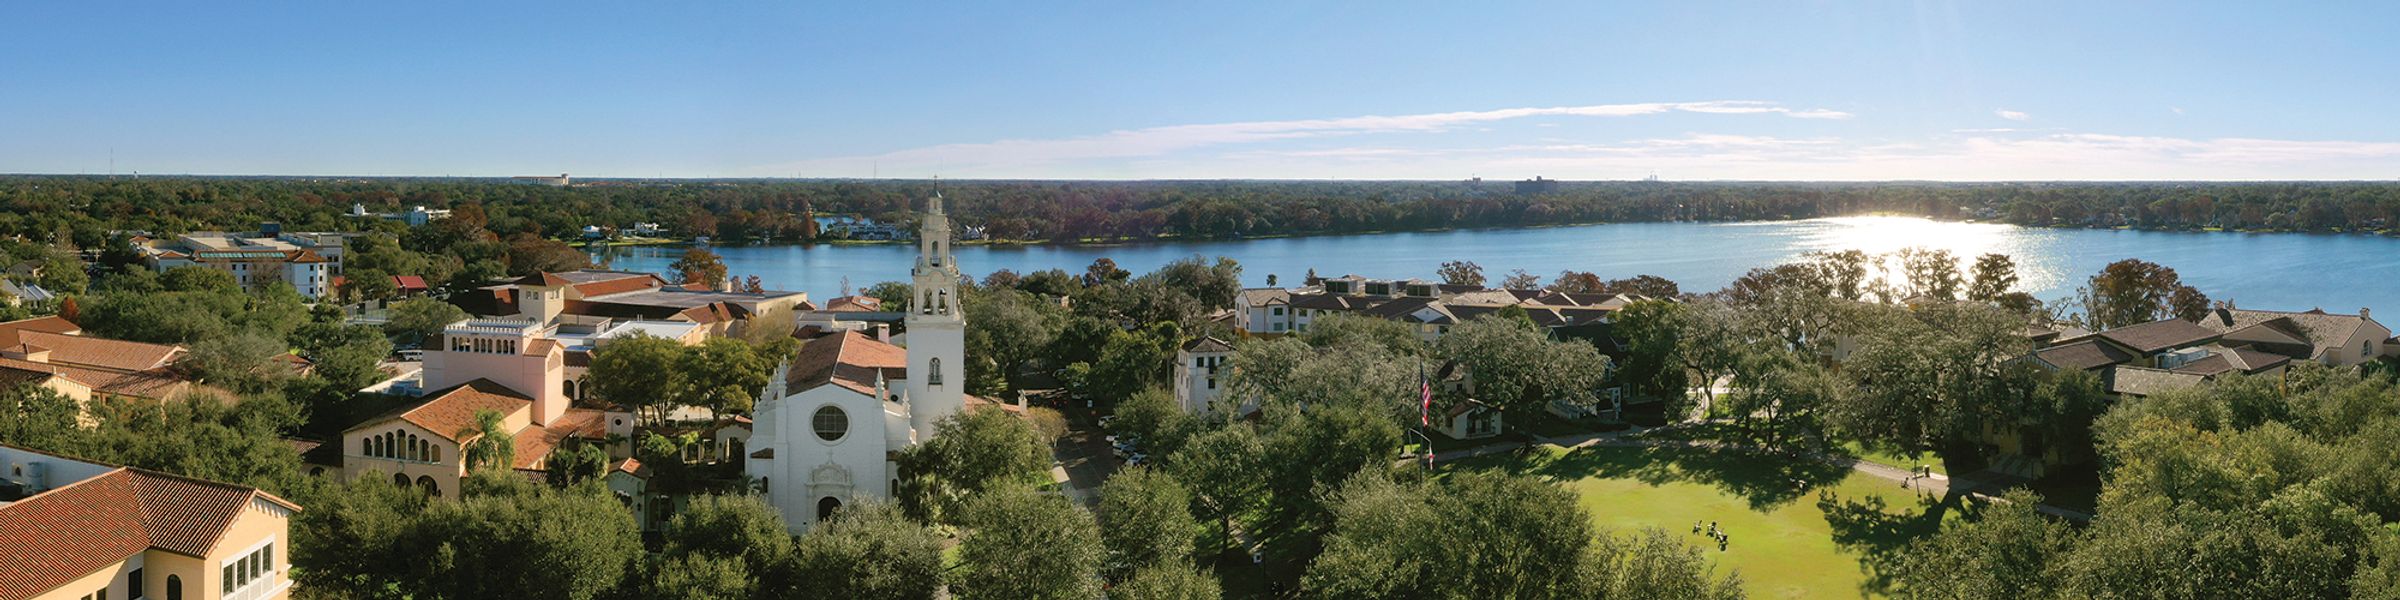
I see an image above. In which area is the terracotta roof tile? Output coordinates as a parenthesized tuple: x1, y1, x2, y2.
(784, 330, 907, 397)
(569, 274, 667, 298)
(0, 316, 80, 338)
(353, 379, 532, 443)
(0, 455, 300, 600)
(9, 330, 183, 373)
(0, 469, 149, 599)
(0, 356, 206, 401)
(507, 408, 611, 469)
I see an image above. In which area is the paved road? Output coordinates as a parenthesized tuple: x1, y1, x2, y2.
(1051, 421, 1119, 506)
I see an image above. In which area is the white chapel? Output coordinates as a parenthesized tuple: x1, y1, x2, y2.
(745, 194, 988, 532)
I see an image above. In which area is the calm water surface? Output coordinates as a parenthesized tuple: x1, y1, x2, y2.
(600, 217, 2400, 316)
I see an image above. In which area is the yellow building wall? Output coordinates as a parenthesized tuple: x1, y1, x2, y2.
(143, 551, 208, 600)
(200, 499, 294, 600)
(341, 419, 468, 498)
(24, 555, 135, 600)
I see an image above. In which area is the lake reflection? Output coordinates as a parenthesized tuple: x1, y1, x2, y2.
(600, 217, 2400, 317)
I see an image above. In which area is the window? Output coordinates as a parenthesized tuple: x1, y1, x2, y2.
(928, 358, 943, 386)
(812, 406, 848, 442)
(165, 576, 180, 600)
(817, 496, 843, 521)
(1271, 307, 1284, 316)
(223, 543, 274, 595)
(128, 568, 143, 599)
(1273, 323, 1286, 332)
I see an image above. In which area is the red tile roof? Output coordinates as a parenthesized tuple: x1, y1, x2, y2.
(0, 453, 299, 600)
(0, 316, 80, 339)
(352, 379, 533, 443)
(824, 295, 884, 312)
(392, 275, 429, 291)
(784, 330, 907, 396)
(0, 356, 207, 401)
(9, 330, 183, 373)
(569, 273, 667, 298)
(510, 408, 608, 469)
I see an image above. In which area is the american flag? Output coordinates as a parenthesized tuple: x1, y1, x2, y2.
(1419, 364, 1431, 427)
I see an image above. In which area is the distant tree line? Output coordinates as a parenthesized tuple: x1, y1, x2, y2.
(8, 177, 2399, 256)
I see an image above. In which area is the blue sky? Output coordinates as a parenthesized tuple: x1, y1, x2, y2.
(5, 1, 2399, 180)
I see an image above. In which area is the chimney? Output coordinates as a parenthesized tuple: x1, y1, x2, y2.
(2362, 307, 2371, 320)
(874, 323, 890, 342)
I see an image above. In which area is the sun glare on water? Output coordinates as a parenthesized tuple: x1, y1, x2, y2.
(1784, 216, 2062, 294)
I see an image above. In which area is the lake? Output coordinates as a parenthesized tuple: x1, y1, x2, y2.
(597, 216, 2400, 317)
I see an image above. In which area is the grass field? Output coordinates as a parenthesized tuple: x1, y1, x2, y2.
(1451, 444, 1976, 599)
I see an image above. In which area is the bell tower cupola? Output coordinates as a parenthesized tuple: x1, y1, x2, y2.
(905, 194, 966, 438)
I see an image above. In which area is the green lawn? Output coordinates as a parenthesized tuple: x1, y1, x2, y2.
(1450, 444, 1975, 599)
(1836, 442, 1948, 477)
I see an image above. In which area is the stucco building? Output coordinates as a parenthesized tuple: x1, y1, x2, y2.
(0, 444, 299, 600)
(747, 195, 1013, 532)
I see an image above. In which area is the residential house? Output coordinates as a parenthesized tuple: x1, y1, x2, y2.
(1171, 336, 1235, 415)
(0, 444, 300, 600)
(0, 280, 53, 306)
(2193, 305, 2390, 367)
(1437, 399, 1506, 441)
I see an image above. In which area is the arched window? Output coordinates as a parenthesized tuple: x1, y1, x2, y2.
(167, 575, 182, 600)
(408, 434, 421, 461)
(817, 496, 842, 521)
(393, 473, 410, 486)
(928, 358, 943, 386)
(564, 379, 578, 400)
(430, 445, 441, 463)
(417, 475, 439, 498)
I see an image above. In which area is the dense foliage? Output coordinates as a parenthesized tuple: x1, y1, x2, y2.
(11, 177, 2400, 252)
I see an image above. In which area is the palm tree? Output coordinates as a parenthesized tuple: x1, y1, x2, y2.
(457, 409, 515, 472)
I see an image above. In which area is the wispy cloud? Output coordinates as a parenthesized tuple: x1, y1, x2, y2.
(1994, 109, 2031, 121)
(754, 103, 2400, 180)
(763, 101, 1849, 175)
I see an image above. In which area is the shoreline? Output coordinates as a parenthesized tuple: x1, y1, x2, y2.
(583, 216, 2400, 252)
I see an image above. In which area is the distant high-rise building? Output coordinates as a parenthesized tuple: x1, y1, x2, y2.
(1515, 176, 1560, 194)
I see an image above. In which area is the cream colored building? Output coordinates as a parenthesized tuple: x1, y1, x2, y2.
(748, 195, 1008, 533)
(0, 445, 299, 600)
